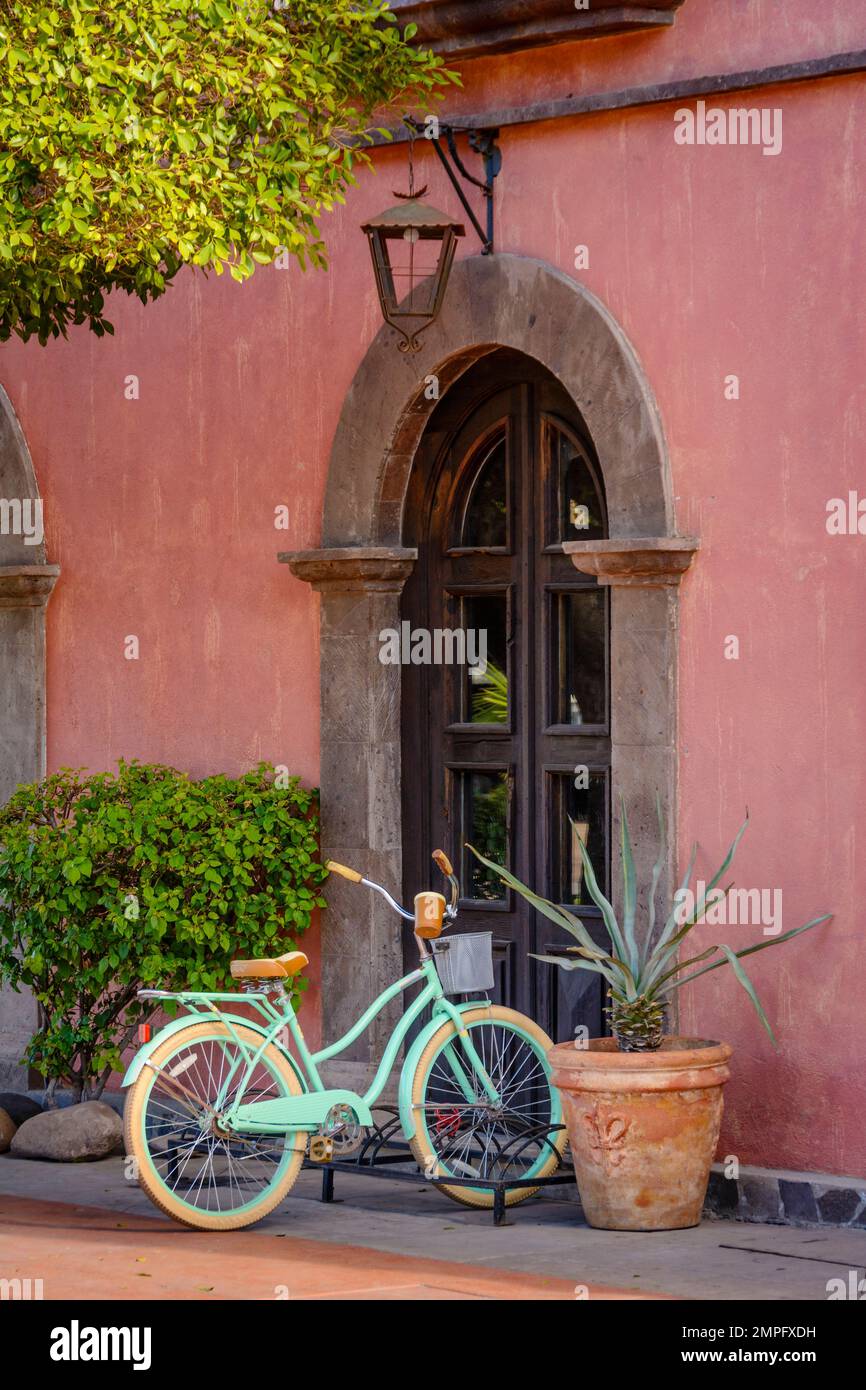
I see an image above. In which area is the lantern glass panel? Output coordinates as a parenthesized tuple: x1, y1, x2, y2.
(380, 227, 448, 319)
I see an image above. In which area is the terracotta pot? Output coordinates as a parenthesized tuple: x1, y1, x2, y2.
(549, 1036, 732, 1231)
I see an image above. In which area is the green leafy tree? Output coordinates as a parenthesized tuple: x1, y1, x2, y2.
(0, 761, 326, 1100)
(0, 1, 455, 342)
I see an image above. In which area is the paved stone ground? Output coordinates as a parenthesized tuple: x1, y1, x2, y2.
(3, 1154, 866, 1300)
(1, 1195, 625, 1301)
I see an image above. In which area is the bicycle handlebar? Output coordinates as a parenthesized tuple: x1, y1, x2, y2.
(326, 860, 364, 883)
(433, 849, 459, 915)
(325, 849, 459, 923)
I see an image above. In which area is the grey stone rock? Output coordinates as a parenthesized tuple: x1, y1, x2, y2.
(741, 1175, 783, 1223)
(816, 1187, 861, 1226)
(32, 1089, 82, 1110)
(779, 1179, 820, 1225)
(702, 1163, 866, 1228)
(0, 1107, 16, 1153)
(0, 1091, 42, 1126)
(28, 1089, 124, 1116)
(851, 1197, 866, 1229)
(705, 1169, 739, 1215)
(10, 1101, 123, 1162)
(97, 1092, 125, 1118)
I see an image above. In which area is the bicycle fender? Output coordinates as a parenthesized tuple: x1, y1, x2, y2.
(398, 1000, 495, 1141)
(121, 1012, 307, 1092)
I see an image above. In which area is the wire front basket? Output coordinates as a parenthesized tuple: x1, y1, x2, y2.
(431, 932, 495, 995)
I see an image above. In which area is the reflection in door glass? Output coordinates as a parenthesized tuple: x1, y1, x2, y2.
(461, 593, 508, 723)
(460, 770, 509, 900)
(553, 589, 606, 726)
(545, 420, 605, 542)
(550, 772, 608, 905)
(461, 432, 508, 548)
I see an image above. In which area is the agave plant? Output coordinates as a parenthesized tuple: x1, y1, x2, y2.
(469, 800, 831, 1051)
(471, 660, 508, 724)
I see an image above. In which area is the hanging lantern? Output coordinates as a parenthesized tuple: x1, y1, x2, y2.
(361, 198, 465, 353)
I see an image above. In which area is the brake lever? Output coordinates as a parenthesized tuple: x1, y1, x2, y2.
(432, 849, 460, 916)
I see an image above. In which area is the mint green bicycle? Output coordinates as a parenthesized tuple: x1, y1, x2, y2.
(123, 850, 565, 1231)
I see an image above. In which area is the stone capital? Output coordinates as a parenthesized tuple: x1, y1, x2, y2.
(279, 547, 417, 594)
(562, 537, 699, 587)
(0, 564, 61, 609)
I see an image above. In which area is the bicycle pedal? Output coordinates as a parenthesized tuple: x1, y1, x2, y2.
(308, 1136, 334, 1163)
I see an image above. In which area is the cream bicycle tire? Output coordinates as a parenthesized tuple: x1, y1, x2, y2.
(408, 1005, 566, 1209)
(124, 1021, 305, 1232)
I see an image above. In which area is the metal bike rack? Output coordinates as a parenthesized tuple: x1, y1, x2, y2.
(302, 1106, 576, 1226)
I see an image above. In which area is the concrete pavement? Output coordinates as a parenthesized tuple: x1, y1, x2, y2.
(2, 1155, 865, 1301)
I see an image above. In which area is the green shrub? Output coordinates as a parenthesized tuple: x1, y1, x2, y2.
(0, 761, 326, 1099)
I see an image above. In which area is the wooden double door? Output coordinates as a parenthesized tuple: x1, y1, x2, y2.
(401, 351, 613, 1042)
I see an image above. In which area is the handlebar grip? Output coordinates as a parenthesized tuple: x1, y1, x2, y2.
(432, 849, 454, 877)
(326, 860, 364, 884)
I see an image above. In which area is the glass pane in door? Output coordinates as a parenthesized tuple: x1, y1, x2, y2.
(456, 769, 510, 900)
(549, 771, 608, 905)
(551, 589, 607, 726)
(454, 592, 509, 724)
(460, 431, 508, 548)
(544, 419, 605, 542)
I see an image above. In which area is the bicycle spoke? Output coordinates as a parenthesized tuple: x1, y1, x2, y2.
(420, 1020, 556, 1187)
(140, 1035, 294, 1215)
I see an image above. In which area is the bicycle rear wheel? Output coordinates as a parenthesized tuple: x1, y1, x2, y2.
(407, 1005, 565, 1208)
(124, 1021, 305, 1231)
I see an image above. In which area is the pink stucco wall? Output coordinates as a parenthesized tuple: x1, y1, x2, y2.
(0, 0, 863, 1169)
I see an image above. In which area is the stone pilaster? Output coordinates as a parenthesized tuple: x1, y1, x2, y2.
(564, 538, 698, 965)
(280, 548, 416, 1089)
(0, 563, 60, 1087)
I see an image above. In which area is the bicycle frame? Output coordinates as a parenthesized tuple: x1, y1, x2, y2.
(128, 955, 500, 1136)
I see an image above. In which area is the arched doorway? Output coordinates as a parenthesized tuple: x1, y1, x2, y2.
(402, 349, 611, 1040)
(283, 254, 697, 1082)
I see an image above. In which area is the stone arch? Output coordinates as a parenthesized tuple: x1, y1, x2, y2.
(0, 382, 45, 565)
(0, 383, 59, 1084)
(323, 254, 673, 547)
(283, 255, 696, 1068)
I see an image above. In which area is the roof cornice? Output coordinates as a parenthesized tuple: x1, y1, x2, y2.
(389, 1, 687, 61)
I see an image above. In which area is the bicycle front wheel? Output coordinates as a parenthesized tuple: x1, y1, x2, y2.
(407, 1005, 565, 1208)
(124, 1021, 306, 1232)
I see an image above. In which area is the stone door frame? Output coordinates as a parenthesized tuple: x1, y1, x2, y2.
(282, 254, 697, 1076)
(0, 384, 60, 1086)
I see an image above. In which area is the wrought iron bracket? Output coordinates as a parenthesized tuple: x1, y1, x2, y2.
(405, 118, 502, 254)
